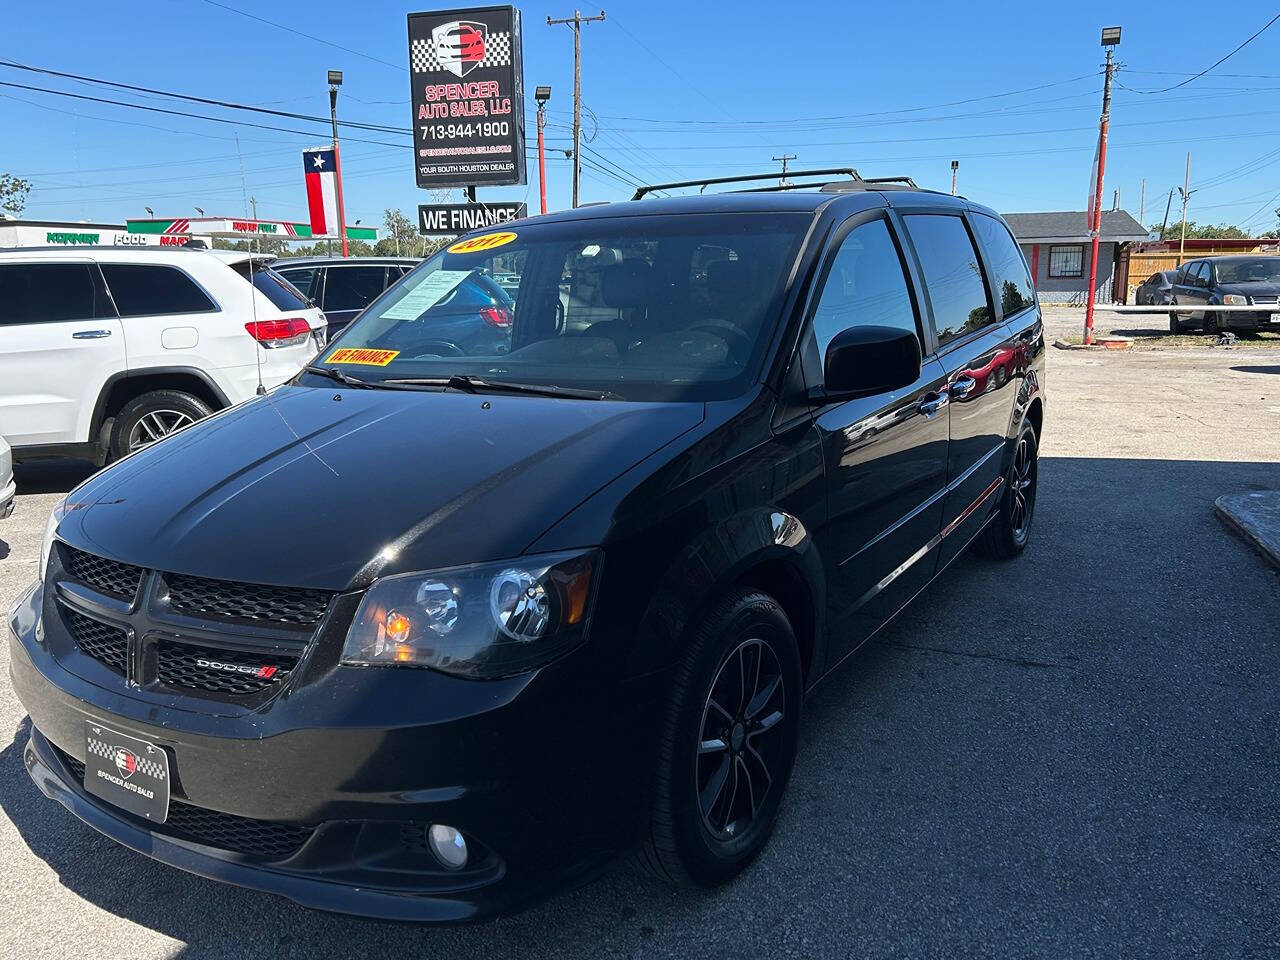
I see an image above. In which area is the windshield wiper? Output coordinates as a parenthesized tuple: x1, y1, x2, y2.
(388, 374, 621, 401)
(302, 365, 430, 391)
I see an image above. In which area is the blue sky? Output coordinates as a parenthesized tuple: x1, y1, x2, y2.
(6, 0, 1280, 235)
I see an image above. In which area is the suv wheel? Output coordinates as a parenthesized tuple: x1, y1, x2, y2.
(974, 420, 1038, 559)
(1169, 305, 1182, 334)
(108, 390, 212, 461)
(641, 589, 802, 886)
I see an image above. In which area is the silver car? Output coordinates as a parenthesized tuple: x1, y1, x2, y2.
(0, 435, 13, 519)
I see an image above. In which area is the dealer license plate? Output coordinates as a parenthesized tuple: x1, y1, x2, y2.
(1269, 313, 1279, 324)
(83, 721, 170, 822)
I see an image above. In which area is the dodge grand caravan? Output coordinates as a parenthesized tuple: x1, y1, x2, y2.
(9, 171, 1044, 922)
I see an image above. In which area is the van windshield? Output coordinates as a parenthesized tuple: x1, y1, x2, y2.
(1214, 258, 1280, 283)
(308, 213, 809, 401)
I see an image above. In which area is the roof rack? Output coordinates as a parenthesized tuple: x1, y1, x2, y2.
(820, 175, 919, 192)
(630, 168, 861, 200)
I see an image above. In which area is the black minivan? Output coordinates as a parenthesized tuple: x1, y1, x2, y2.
(10, 173, 1045, 922)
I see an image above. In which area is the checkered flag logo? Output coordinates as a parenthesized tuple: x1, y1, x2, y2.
(411, 30, 512, 75)
(88, 735, 167, 782)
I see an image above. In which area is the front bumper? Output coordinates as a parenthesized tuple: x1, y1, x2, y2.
(8, 581, 655, 921)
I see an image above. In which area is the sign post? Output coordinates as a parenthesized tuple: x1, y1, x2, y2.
(407, 6, 526, 191)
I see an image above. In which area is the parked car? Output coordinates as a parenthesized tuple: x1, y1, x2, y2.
(0, 247, 327, 464)
(11, 174, 1045, 922)
(1168, 255, 1280, 333)
(0, 434, 13, 519)
(275, 256, 419, 338)
(1135, 269, 1175, 306)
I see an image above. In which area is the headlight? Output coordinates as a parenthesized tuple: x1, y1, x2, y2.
(1222, 294, 1249, 305)
(38, 498, 68, 582)
(341, 549, 601, 678)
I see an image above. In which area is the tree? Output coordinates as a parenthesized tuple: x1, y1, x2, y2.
(375, 207, 420, 257)
(1148, 220, 1252, 240)
(0, 173, 31, 215)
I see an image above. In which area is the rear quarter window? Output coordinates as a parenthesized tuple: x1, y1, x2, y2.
(231, 263, 311, 311)
(971, 213, 1035, 318)
(101, 263, 216, 317)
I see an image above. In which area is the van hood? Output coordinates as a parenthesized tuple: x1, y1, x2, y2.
(59, 384, 704, 590)
(1216, 281, 1280, 298)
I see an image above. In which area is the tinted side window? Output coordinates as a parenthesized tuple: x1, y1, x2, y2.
(811, 217, 920, 361)
(0, 263, 105, 325)
(904, 214, 993, 346)
(323, 266, 388, 312)
(972, 213, 1035, 317)
(101, 264, 216, 317)
(277, 266, 319, 300)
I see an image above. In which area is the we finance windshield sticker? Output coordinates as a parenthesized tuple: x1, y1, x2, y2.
(447, 231, 517, 254)
(325, 348, 400, 366)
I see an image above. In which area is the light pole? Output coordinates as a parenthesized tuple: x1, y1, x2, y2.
(950, 160, 959, 196)
(328, 69, 349, 258)
(535, 86, 551, 215)
(1084, 26, 1121, 345)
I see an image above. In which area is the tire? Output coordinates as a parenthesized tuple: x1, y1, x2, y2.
(1169, 306, 1182, 334)
(1203, 311, 1219, 335)
(640, 588, 803, 887)
(973, 421, 1038, 560)
(108, 390, 212, 462)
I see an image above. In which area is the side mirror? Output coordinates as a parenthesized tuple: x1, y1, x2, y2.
(820, 325, 922, 400)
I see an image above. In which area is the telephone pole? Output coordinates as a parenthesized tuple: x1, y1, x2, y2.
(548, 9, 605, 208)
(1139, 178, 1146, 226)
(1084, 26, 1121, 345)
(772, 153, 796, 186)
(1159, 187, 1174, 240)
(951, 160, 959, 195)
(1178, 152, 1195, 263)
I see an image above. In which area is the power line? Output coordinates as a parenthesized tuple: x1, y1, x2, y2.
(196, 0, 404, 71)
(1119, 12, 1280, 94)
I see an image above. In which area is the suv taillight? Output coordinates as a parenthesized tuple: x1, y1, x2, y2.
(245, 318, 312, 348)
(480, 305, 512, 328)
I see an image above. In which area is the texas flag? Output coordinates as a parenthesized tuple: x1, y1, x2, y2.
(303, 147, 340, 238)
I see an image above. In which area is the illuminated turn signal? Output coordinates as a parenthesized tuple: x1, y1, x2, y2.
(386, 611, 412, 643)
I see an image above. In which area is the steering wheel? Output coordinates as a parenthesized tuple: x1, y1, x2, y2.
(411, 340, 465, 358)
(686, 320, 753, 361)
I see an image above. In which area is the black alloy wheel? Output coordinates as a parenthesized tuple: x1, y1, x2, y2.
(696, 637, 786, 841)
(641, 589, 802, 886)
(974, 420, 1038, 559)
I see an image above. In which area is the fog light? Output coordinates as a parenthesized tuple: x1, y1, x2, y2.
(427, 823, 468, 870)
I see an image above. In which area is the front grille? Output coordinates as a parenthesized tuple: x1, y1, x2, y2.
(64, 608, 128, 674)
(56, 748, 314, 861)
(64, 547, 143, 601)
(156, 641, 295, 695)
(1251, 295, 1278, 305)
(167, 573, 332, 626)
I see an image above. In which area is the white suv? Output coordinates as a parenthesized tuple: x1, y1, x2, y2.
(0, 246, 327, 463)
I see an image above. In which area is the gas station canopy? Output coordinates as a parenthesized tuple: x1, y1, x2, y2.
(126, 216, 378, 242)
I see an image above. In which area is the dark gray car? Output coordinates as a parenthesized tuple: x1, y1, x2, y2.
(276, 257, 420, 338)
(1135, 269, 1174, 306)
(1169, 255, 1280, 333)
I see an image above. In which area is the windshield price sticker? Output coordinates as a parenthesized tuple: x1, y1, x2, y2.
(326, 348, 401, 366)
(380, 269, 471, 320)
(447, 231, 517, 254)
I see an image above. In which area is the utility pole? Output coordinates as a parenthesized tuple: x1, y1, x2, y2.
(772, 153, 796, 186)
(535, 85, 552, 214)
(1178, 152, 1194, 264)
(1160, 187, 1174, 240)
(1084, 26, 1121, 345)
(327, 70, 349, 257)
(1139, 178, 1146, 226)
(951, 160, 959, 196)
(547, 10, 605, 208)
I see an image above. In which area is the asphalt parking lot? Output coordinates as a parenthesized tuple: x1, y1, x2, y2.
(1, 310, 1277, 959)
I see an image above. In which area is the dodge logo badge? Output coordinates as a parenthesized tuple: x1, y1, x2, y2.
(431, 20, 487, 77)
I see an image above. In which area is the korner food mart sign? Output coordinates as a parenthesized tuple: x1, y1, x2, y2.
(0, 220, 211, 248)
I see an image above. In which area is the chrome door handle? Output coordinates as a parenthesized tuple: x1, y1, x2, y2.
(72, 329, 113, 340)
(918, 392, 949, 417)
(950, 375, 977, 398)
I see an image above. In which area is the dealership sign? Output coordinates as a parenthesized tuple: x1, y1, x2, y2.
(407, 6, 526, 188)
(418, 202, 527, 235)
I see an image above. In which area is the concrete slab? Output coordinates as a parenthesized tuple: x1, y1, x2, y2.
(1216, 490, 1280, 570)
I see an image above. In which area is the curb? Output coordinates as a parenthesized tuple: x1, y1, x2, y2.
(1052, 337, 1133, 351)
(1215, 492, 1280, 571)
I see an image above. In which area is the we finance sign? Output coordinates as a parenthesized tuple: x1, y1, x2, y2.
(418, 202, 526, 235)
